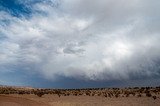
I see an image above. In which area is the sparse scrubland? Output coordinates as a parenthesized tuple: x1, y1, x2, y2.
(1, 86, 160, 98)
(0, 86, 160, 106)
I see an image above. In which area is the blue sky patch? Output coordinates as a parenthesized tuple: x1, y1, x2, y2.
(0, 0, 31, 17)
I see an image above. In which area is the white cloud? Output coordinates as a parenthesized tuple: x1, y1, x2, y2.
(0, 0, 160, 81)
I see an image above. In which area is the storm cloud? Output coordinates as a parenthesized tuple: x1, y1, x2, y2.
(0, 0, 160, 84)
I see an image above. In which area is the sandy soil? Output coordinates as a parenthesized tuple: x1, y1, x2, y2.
(0, 94, 160, 106)
(0, 95, 48, 106)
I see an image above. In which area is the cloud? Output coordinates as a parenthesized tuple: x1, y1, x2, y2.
(0, 0, 160, 82)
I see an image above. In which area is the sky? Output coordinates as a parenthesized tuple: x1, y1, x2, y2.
(0, 0, 160, 88)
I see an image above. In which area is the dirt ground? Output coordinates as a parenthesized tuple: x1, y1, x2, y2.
(0, 94, 160, 106)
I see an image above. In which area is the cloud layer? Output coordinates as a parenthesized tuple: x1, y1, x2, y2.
(0, 0, 160, 82)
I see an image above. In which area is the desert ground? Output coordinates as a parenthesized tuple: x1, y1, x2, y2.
(0, 86, 160, 106)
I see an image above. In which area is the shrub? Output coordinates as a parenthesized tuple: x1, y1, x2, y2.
(108, 93, 111, 98)
(35, 92, 44, 97)
(137, 94, 142, 97)
(3, 90, 10, 94)
(146, 92, 152, 97)
(104, 94, 107, 97)
(131, 92, 136, 96)
(126, 93, 129, 97)
(91, 93, 95, 96)
(86, 92, 90, 96)
(74, 93, 78, 96)
(58, 93, 61, 97)
(115, 94, 119, 98)
(152, 96, 157, 100)
(18, 91, 25, 95)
